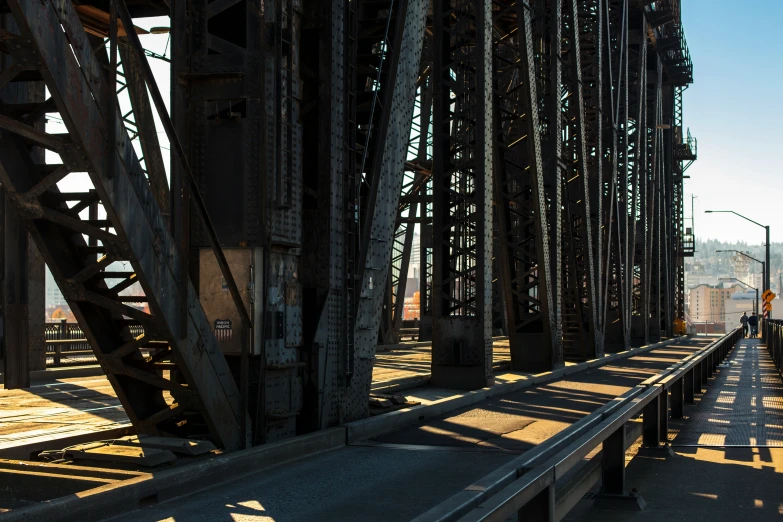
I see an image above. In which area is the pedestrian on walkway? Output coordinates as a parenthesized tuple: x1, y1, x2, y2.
(748, 312, 759, 338)
(740, 312, 749, 338)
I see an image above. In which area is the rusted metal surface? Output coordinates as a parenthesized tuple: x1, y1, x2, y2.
(0, 0, 245, 450)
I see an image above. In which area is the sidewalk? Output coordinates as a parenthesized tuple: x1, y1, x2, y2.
(569, 338, 783, 522)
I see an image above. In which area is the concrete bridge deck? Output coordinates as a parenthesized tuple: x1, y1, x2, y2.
(101, 337, 717, 522)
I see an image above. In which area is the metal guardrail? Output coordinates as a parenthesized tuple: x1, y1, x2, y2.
(413, 329, 743, 522)
(45, 320, 144, 366)
(764, 320, 783, 375)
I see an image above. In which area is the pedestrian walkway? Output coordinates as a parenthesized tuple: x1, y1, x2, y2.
(569, 338, 783, 522)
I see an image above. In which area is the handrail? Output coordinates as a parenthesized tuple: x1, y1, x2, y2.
(763, 320, 783, 375)
(414, 329, 742, 522)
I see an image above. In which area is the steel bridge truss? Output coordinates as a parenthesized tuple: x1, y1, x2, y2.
(0, 0, 694, 447)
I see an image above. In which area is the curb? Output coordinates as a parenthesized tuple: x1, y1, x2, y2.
(1, 427, 347, 522)
(344, 337, 685, 443)
(0, 425, 134, 460)
(0, 364, 104, 386)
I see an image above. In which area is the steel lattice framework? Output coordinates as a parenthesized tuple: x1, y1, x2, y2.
(0, 0, 695, 449)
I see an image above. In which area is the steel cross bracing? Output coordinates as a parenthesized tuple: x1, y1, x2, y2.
(604, 0, 631, 350)
(492, 0, 558, 372)
(114, 39, 170, 224)
(577, 0, 606, 353)
(0, 0, 245, 450)
(430, 0, 494, 387)
(627, 12, 647, 343)
(0, 0, 696, 447)
(385, 82, 432, 344)
(560, 0, 600, 360)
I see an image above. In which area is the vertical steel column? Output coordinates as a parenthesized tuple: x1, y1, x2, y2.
(0, 13, 46, 387)
(627, 17, 646, 345)
(660, 82, 674, 338)
(561, 0, 601, 360)
(493, 0, 559, 372)
(602, 0, 630, 351)
(535, 0, 564, 367)
(299, 0, 355, 431)
(431, 0, 493, 387)
(578, 0, 605, 352)
(2, 192, 31, 389)
(647, 57, 663, 341)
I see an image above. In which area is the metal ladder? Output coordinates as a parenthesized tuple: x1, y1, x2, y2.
(0, 0, 245, 450)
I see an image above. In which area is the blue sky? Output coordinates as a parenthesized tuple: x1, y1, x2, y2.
(682, 1, 783, 244)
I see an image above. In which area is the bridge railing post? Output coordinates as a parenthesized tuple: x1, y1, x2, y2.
(684, 368, 695, 404)
(702, 355, 710, 383)
(601, 423, 627, 495)
(643, 391, 661, 447)
(671, 378, 684, 419)
(659, 390, 669, 441)
(518, 484, 555, 522)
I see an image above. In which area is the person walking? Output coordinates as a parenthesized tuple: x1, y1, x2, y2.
(748, 312, 759, 338)
(740, 312, 749, 338)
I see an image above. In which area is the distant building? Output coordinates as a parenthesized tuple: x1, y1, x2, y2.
(688, 284, 744, 323)
(685, 272, 718, 290)
(45, 267, 68, 308)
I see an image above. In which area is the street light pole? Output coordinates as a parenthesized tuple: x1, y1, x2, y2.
(719, 276, 759, 335)
(716, 249, 765, 321)
(766, 225, 771, 295)
(706, 210, 771, 295)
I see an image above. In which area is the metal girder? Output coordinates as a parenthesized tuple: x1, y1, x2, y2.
(297, 0, 355, 431)
(578, 0, 605, 349)
(561, 0, 601, 360)
(492, 0, 558, 372)
(0, 0, 245, 450)
(430, 0, 493, 389)
(117, 40, 170, 224)
(388, 86, 432, 339)
(627, 13, 647, 344)
(672, 86, 686, 321)
(533, 0, 565, 368)
(0, 13, 46, 388)
(348, 0, 429, 417)
(601, 0, 630, 351)
(647, 56, 664, 340)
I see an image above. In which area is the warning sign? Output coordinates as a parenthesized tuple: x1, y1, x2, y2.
(214, 319, 233, 342)
(762, 290, 776, 303)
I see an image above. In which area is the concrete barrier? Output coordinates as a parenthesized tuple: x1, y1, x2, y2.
(1, 427, 347, 522)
